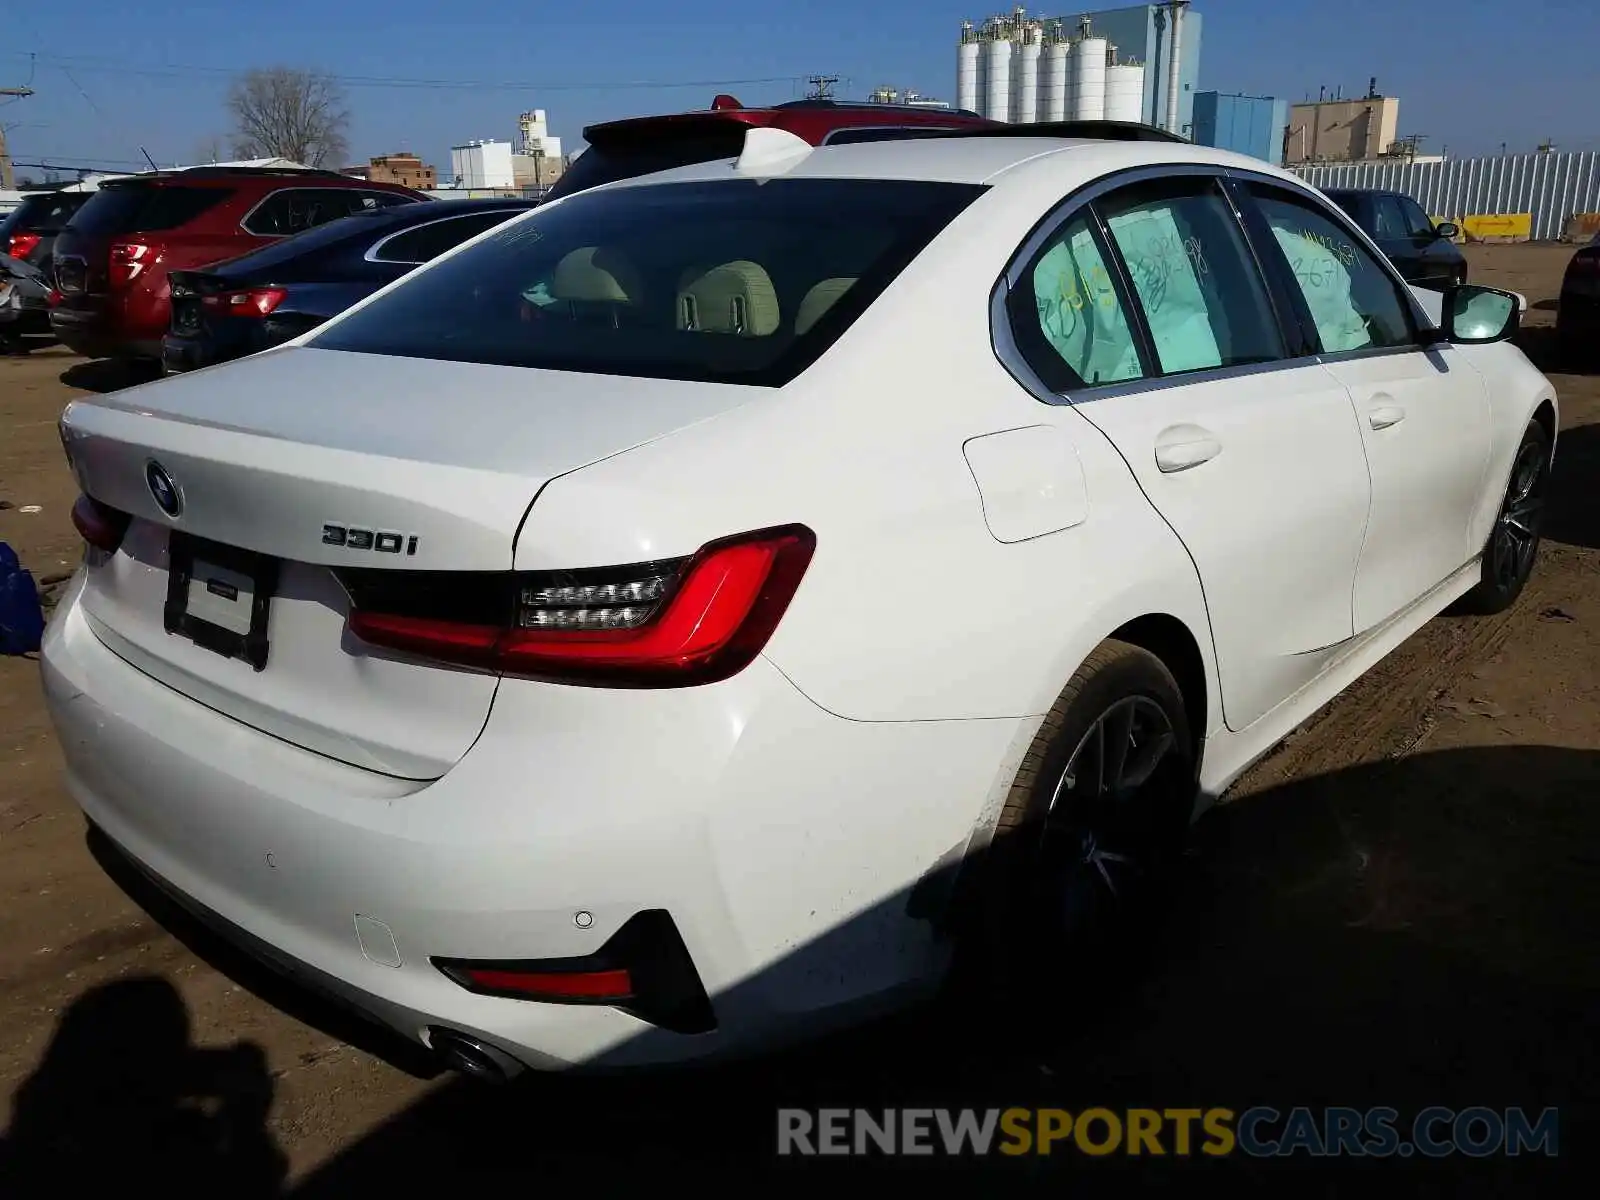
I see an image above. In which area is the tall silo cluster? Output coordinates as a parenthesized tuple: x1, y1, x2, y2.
(958, 8, 1146, 125)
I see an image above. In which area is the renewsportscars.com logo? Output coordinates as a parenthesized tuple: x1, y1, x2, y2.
(777, 1106, 1560, 1158)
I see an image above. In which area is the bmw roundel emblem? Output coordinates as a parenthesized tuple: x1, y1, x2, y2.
(146, 461, 182, 518)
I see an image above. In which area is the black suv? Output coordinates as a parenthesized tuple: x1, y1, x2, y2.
(1323, 188, 1467, 290)
(0, 186, 95, 276)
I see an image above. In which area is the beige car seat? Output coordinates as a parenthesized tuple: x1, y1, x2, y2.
(676, 261, 781, 336)
(794, 277, 857, 335)
(549, 246, 642, 303)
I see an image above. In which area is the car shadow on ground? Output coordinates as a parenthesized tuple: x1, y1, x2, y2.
(59, 358, 161, 394)
(0, 746, 1593, 1194)
(1544, 420, 1600, 551)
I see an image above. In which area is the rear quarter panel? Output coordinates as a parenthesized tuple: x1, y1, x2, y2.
(513, 178, 1219, 730)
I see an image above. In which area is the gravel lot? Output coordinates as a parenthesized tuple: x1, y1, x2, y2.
(0, 245, 1594, 1192)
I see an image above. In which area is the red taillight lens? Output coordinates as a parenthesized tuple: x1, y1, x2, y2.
(70, 494, 133, 553)
(346, 523, 816, 686)
(8, 232, 41, 259)
(456, 967, 634, 1000)
(202, 287, 287, 318)
(108, 241, 152, 288)
(46, 288, 62, 308)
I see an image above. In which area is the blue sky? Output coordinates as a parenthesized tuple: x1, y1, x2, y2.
(0, 0, 1594, 178)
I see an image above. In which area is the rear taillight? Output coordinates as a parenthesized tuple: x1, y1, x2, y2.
(201, 287, 287, 318)
(7, 232, 41, 259)
(71, 494, 132, 554)
(344, 523, 815, 686)
(108, 241, 153, 288)
(46, 288, 62, 308)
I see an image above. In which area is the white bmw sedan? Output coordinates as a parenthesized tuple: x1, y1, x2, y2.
(42, 127, 1555, 1076)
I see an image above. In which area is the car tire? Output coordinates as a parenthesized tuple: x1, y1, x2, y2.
(1457, 419, 1550, 615)
(953, 639, 1197, 1004)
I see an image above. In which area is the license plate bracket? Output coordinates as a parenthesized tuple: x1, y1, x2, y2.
(163, 532, 279, 671)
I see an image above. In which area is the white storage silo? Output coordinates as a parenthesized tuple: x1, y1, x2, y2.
(1104, 63, 1145, 123)
(1041, 39, 1071, 122)
(1014, 28, 1041, 124)
(957, 28, 981, 113)
(985, 37, 1012, 123)
(1071, 36, 1108, 121)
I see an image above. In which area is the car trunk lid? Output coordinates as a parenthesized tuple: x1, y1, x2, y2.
(61, 345, 759, 778)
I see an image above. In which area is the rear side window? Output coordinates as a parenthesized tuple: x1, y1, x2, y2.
(67, 184, 233, 235)
(2, 192, 89, 234)
(545, 128, 748, 200)
(309, 178, 985, 385)
(1099, 177, 1286, 375)
(1014, 213, 1145, 389)
(243, 189, 415, 237)
(371, 210, 522, 264)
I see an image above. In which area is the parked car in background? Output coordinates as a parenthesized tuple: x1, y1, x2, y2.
(0, 187, 96, 280)
(0, 251, 55, 354)
(50, 166, 427, 362)
(1556, 232, 1600, 367)
(1322, 187, 1467, 289)
(541, 95, 1002, 202)
(162, 197, 537, 374)
(44, 128, 1553, 1076)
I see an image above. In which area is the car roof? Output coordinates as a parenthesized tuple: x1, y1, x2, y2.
(580, 132, 1303, 194)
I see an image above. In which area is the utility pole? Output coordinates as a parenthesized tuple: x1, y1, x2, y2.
(0, 86, 36, 189)
(805, 75, 839, 101)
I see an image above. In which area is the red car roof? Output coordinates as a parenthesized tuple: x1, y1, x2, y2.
(582, 99, 1001, 147)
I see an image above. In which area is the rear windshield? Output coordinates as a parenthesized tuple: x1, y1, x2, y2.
(65, 183, 232, 236)
(0, 192, 90, 236)
(545, 127, 748, 200)
(308, 178, 985, 386)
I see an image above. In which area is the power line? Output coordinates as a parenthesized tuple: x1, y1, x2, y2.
(2, 52, 804, 94)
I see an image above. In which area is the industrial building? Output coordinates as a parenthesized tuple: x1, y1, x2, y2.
(956, 3, 1200, 133)
(450, 139, 515, 189)
(1285, 82, 1401, 165)
(868, 87, 952, 109)
(346, 152, 437, 190)
(514, 110, 567, 189)
(1191, 92, 1287, 164)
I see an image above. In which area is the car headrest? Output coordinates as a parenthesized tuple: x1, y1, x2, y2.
(550, 247, 640, 303)
(794, 277, 857, 336)
(676, 260, 780, 336)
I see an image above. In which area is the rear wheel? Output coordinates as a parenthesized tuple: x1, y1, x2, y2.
(957, 640, 1197, 1002)
(1458, 420, 1550, 615)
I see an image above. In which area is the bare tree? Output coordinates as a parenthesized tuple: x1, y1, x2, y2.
(226, 68, 350, 168)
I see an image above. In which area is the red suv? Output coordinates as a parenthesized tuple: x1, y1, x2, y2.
(542, 96, 1001, 202)
(50, 167, 427, 361)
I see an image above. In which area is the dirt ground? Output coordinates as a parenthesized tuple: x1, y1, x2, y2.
(0, 245, 1595, 1192)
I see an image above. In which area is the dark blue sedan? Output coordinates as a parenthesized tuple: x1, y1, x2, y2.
(161, 197, 539, 374)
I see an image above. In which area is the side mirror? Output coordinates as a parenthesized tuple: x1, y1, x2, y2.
(1438, 284, 1520, 344)
(1434, 222, 1459, 241)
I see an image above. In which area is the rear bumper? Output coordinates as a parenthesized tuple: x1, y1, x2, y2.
(50, 303, 161, 360)
(163, 330, 252, 374)
(41, 574, 1024, 1070)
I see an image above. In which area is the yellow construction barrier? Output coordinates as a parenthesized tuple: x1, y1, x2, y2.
(1459, 213, 1532, 242)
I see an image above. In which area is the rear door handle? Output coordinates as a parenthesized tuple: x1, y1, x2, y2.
(1153, 424, 1222, 473)
(1369, 405, 1406, 430)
